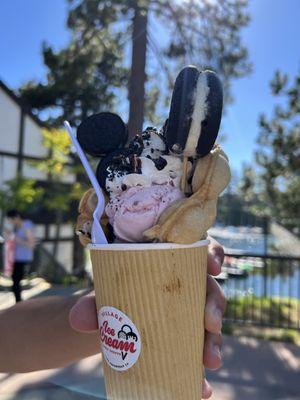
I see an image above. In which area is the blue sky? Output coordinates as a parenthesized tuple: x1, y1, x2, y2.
(0, 0, 299, 174)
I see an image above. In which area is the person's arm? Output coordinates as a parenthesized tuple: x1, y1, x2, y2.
(0, 294, 99, 373)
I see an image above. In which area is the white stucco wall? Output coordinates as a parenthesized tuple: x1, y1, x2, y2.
(0, 156, 18, 184)
(49, 223, 74, 239)
(0, 89, 20, 153)
(23, 116, 48, 158)
(43, 241, 73, 274)
(57, 242, 73, 273)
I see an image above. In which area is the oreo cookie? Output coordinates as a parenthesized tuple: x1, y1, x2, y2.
(196, 70, 223, 157)
(77, 112, 128, 157)
(129, 127, 166, 159)
(96, 148, 142, 196)
(165, 66, 223, 158)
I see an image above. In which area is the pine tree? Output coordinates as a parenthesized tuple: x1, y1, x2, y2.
(254, 70, 300, 233)
(19, 0, 251, 132)
(241, 71, 300, 234)
(20, 0, 127, 127)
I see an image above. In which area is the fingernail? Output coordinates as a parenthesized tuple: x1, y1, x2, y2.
(214, 255, 222, 268)
(214, 308, 223, 323)
(213, 344, 221, 359)
(213, 308, 223, 332)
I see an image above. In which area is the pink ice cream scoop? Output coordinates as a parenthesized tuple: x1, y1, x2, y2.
(105, 185, 184, 242)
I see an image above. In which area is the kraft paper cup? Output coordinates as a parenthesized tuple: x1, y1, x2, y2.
(88, 239, 209, 400)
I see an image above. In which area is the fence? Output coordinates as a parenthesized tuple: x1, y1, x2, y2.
(220, 252, 300, 330)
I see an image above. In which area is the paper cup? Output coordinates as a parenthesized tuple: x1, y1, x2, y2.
(88, 239, 209, 399)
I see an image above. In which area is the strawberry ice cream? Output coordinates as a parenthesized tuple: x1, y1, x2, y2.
(105, 185, 184, 242)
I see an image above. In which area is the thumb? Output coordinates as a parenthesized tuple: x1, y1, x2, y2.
(69, 292, 99, 333)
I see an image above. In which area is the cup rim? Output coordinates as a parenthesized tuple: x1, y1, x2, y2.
(88, 239, 210, 251)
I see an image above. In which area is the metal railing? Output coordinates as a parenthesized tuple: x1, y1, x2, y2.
(220, 252, 300, 330)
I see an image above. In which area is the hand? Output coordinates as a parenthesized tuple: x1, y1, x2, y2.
(69, 238, 225, 399)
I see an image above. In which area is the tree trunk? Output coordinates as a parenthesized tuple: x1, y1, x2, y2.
(127, 4, 148, 140)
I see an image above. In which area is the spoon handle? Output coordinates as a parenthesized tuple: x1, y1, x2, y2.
(64, 121, 102, 197)
(64, 121, 107, 244)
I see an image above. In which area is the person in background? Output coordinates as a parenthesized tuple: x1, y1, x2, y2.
(5, 209, 35, 302)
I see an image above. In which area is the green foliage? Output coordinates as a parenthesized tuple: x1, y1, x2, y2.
(237, 165, 267, 217)
(0, 128, 86, 224)
(0, 176, 44, 213)
(249, 70, 300, 233)
(226, 296, 300, 328)
(217, 191, 266, 227)
(19, 2, 127, 127)
(18, 0, 251, 127)
(222, 322, 233, 335)
(154, 0, 252, 104)
(30, 128, 86, 214)
(34, 128, 72, 176)
(223, 323, 300, 345)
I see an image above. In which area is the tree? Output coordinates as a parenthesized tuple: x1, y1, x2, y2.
(0, 176, 44, 215)
(153, 0, 251, 105)
(251, 70, 300, 234)
(19, 0, 251, 132)
(20, 1, 127, 127)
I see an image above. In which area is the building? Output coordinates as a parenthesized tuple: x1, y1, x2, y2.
(0, 79, 75, 272)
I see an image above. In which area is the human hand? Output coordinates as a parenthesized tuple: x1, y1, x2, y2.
(69, 238, 226, 399)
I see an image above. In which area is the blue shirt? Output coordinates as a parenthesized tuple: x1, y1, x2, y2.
(15, 220, 34, 262)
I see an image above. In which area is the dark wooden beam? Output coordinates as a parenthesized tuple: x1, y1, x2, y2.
(17, 109, 25, 174)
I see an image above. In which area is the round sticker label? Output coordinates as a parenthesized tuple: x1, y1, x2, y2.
(98, 306, 141, 371)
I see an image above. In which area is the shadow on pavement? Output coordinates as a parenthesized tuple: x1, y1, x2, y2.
(0, 356, 106, 400)
(1, 335, 299, 400)
(5, 382, 99, 400)
(207, 335, 300, 400)
(30, 285, 89, 299)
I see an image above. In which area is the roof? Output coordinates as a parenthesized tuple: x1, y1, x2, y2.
(0, 79, 46, 128)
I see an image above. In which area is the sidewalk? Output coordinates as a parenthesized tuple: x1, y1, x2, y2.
(0, 275, 86, 310)
(208, 335, 300, 399)
(0, 276, 51, 310)
(0, 334, 299, 400)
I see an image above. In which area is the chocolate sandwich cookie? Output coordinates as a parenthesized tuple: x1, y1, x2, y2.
(77, 112, 128, 157)
(129, 127, 166, 159)
(96, 148, 141, 196)
(165, 66, 223, 158)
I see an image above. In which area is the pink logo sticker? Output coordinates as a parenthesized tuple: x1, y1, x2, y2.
(99, 306, 141, 371)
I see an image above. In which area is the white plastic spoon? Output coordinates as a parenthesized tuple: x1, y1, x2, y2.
(64, 121, 108, 244)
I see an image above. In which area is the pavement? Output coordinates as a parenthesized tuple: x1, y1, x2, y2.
(0, 278, 300, 399)
(208, 336, 300, 399)
(0, 276, 51, 310)
(0, 276, 83, 310)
